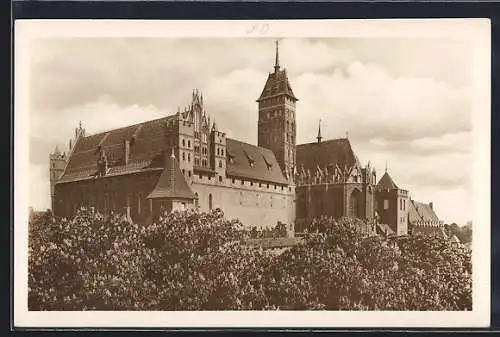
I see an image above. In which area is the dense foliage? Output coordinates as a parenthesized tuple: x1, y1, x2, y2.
(28, 209, 472, 311)
(444, 222, 473, 244)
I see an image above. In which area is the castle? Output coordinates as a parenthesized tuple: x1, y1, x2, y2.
(49, 41, 442, 236)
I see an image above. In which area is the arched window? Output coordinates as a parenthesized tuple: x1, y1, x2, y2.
(350, 189, 362, 218)
(188, 140, 191, 148)
(182, 139, 185, 147)
(217, 148, 220, 156)
(182, 152, 185, 161)
(208, 193, 213, 210)
(188, 153, 191, 162)
(218, 160, 222, 168)
(221, 149, 224, 156)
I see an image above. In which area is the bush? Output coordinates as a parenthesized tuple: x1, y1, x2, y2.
(28, 209, 472, 311)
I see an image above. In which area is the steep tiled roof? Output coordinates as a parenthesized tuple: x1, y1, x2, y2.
(296, 138, 357, 174)
(377, 172, 398, 190)
(408, 200, 440, 224)
(57, 115, 288, 186)
(226, 138, 287, 185)
(257, 69, 297, 102)
(59, 116, 176, 183)
(147, 153, 194, 200)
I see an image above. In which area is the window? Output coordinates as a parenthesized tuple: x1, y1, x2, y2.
(182, 169, 185, 175)
(218, 160, 222, 168)
(188, 140, 191, 148)
(232, 179, 235, 184)
(218, 176, 222, 182)
(221, 149, 224, 156)
(241, 180, 244, 185)
(182, 152, 185, 161)
(182, 139, 185, 147)
(259, 183, 262, 187)
(250, 181, 253, 186)
(188, 153, 191, 162)
(217, 148, 220, 155)
(52, 163, 55, 168)
(384, 199, 389, 210)
(199, 174, 202, 179)
(188, 170, 192, 177)
(267, 184, 269, 188)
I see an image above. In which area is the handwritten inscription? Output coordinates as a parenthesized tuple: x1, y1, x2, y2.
(246, 23, 270, 35)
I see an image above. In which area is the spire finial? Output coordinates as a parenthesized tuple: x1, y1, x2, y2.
(274, 39, 280, 72)
(317, 119, 322, 143)
(385, 160, 388, 173)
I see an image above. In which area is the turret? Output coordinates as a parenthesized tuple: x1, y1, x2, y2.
(210, 119, 226, 182)
(49, 145, 67, 211)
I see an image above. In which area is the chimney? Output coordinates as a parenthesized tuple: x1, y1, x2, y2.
(124, 140, 130, 165)
(429, 202, 433, 210)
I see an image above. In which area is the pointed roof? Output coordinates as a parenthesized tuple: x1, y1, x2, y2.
(376, 171, 398, 190)
(257, 41, 297, 102)
(317, 119, 322, 143)
(147, 150, 195, 200)
(296, 138, 357, 174)
(274, 39, 281, 72)
(257, 69, 297, 102)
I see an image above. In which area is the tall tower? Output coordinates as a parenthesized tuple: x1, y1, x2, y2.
(257, 40, 298, 182)
(49, 145, 66, 211)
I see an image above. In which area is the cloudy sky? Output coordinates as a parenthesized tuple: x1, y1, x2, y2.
(28, 37, 475, 224)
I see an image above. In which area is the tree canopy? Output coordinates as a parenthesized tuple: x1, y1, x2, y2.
(29, 209, 472, 311)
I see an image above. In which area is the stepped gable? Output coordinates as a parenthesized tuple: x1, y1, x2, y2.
(376, 171, 399, 190)
(408, 200, 440, 224)
(226, 138, 288, 185)
(59, 116, 176, 183)
(296, 138, 357, 174)
(257, 68, 297, 102)
(147, 151, 194, 200)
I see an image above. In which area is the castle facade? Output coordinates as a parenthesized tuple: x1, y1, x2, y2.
(49, 41, 441, 236)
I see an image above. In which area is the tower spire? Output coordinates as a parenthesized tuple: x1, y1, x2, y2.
(385, 160, 388, 172)
(317, 119, 322, 143)
(274, 39, 280, 72)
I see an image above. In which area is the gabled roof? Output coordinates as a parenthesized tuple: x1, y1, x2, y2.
(226, 138, 288, 185)
(377, 171, 398, 190)
(257, 69, 297, 102)
(296, 138, 357, 174)
(147, 152, 195, 200)
(58, 116, 176, 183)
(408, 200, 440, 224)
(57, 114, 287, 185)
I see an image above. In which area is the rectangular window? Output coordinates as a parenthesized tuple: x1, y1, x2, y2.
(384, 199, 389, 210)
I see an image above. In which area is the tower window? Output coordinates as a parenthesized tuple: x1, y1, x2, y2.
(188, 140, 191, 148)
(217, 148, 220, 155)
(221, 149, 224, 156)
(182, 139, 185, 147)
(384, 199, 389, 210)
(182, 152, 186, 161)
(218, 160, 222, 168)
(188, 153, 191, 162)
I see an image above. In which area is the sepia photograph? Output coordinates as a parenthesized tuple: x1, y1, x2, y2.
(14, 19, 490, 328)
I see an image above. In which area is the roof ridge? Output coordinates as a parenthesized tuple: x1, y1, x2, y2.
(80, 115, 175, 139)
